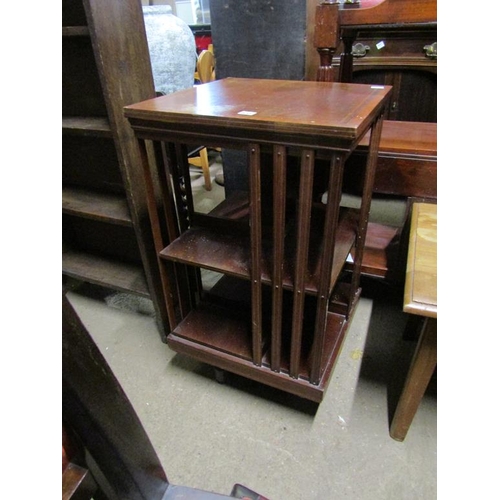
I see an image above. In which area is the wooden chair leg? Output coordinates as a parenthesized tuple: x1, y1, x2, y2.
(200, 147, 212, 191)
(188, 147, 212, 190)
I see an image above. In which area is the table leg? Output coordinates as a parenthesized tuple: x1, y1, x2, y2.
(390, 317, 437, 441)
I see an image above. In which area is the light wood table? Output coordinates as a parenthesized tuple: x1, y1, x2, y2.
(390, 202, 437, 441)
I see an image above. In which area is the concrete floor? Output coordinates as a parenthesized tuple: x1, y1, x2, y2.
(67, 275, 436, 500)
(66, 157, 436, 499)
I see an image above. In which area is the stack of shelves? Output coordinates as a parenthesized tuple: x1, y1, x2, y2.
(62, 0, 168, 338)
(125, 78, 392, 402)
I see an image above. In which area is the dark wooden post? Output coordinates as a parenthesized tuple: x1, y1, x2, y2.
(338, 28, 356, 83)
(314, 1, 340, 82)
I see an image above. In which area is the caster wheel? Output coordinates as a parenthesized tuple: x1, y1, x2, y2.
(214, 368, 227, 384)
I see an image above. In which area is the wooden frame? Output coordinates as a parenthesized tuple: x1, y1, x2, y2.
(124, 78, 391, 402)
(62, 0, 170, 339)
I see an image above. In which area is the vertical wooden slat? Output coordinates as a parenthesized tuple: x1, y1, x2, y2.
(175, 143, 196, 220)
(271, 145, 287, 372)
(166, 143, 189, 231)
(137, 139, 177, 330)
(289, 149, 315, 379)
(176, 143, 204, 305)
(339, 32, 356, 83)
(349, 113, 385, 311)
(165, 143, 198, 318)
(249, 144, 263, 366)
(309, 153, 345, 384)
(152, 140, 179, 243)
(151, 140, 186, 328)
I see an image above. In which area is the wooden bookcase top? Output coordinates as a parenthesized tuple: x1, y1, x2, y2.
(125, 77, 392, 148)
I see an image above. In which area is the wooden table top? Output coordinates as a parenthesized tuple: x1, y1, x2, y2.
(124, 77, 392, 145)
(404, 203, 437, 318)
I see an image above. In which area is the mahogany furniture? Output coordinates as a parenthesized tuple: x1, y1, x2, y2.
(124, 77, 391, 402)
(344, 120, 437, 279)
(313, 0, 437, 281)
(62, 0, 168, 339)
(390, 202, 437, 441)
(314, 0, 437, 88)
(63, 293, 268, 499)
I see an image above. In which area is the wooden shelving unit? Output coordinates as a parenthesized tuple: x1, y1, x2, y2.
(124, 78, 392, 402)
(160, 207, 358, 294)
(62, 0, 169, 338)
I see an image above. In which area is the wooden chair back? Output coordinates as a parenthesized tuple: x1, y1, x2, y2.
(197, 48, 215, 83)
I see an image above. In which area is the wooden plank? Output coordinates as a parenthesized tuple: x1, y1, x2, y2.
(136, 139, 179, 330)
(208, 190, 249, 220)
(346, 222, 400, 278)
(62, 26, 90, 37)
(361, 155, 436, 199)
(344, 121, 437, 199)
(339, 0, 437, 26)
(168, 301, 353, 402)
(271, 145, 286, 371)
(358, 121, 437, 157)
(160, 208, 357, 295)
(176, 142, 203, 311)
(164, 142, 197, 319)
(171, 302, 253, 362)
(82, 0, 169, 337)
(348, 113, 384, 309)
(62, 186, 132, 226)
(290, 150, 315, 379)
(62, 116, 112, 137)
(168, 331, 324, 402)
(310, 153, 345, 383)
(249, 144, 263, 365)
(315, 300, 359, 391)
(62, 250, 149, 297)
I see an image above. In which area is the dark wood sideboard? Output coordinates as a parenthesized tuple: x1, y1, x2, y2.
(313, 0, 437, 281)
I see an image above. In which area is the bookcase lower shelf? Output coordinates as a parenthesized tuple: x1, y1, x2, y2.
(166, 282, 361, 402)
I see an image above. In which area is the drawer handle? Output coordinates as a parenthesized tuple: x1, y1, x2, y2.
(352, 42, 370, 58)
(423, 42, 437, 59)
